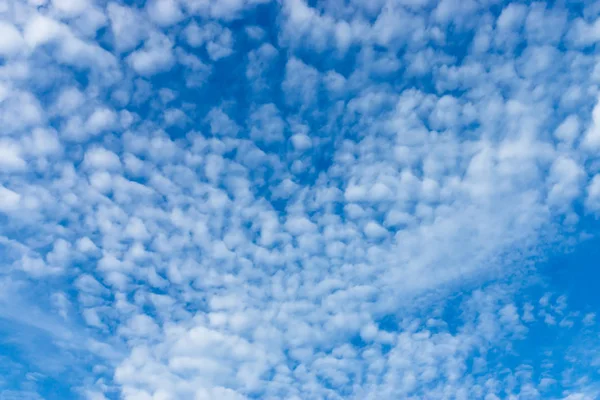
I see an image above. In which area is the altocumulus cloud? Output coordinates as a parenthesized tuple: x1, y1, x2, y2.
(2, 0, 600, 399)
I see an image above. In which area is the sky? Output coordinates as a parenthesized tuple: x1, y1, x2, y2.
(2, 0, 600, 398)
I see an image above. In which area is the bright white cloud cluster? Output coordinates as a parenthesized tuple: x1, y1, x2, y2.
(2, 0, 600, 399)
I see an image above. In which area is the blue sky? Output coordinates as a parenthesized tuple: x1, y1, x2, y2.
(2, 0, 600, 399)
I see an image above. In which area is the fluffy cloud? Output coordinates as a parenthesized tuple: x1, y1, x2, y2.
(0, 22, 25, 56)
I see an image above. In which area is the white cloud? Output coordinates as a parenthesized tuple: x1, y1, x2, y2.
(52, 0, 90, 16)
(127, 33, 174, 76)
(249, 103, 285, 143)
(568, 17, 600, 47)
(23, 14, 63, 48)
(583, 313, 596, 326)
(0, 139, 26, 171)
(547, 156, 584, 210)
(0, 90, 44, 134)
(184, 22, 234, 60)
(496, 3, 527, 32)
(54, 87, 85, 115)
(585, 175, 600, 213)
(146, 0, 184, 27)
(25, 128, 62, 156)
(124, 217, 150, 241)
(0, 22, 25, 56)
(207, 27, 234, 61)
(363, 221, 388, 238)
(285, 215, 317, 235)
(20, 254, 62, 277)
(290, 133, 311, 151)
(86, 108, 117, 134)
(282, 57, 320, 108)
(582, 95, 600, 151)
(555, 115, 580, 144)
(206, 107, 239, 137)
(0, 186, 21, 213)
(118, 314, 160, 337)
(76, 237, 98, 253)
(84, 147, 121, 170)
(107, 3, 149, 52)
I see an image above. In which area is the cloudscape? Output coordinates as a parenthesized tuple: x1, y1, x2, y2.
(1, 0, 600, 399)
